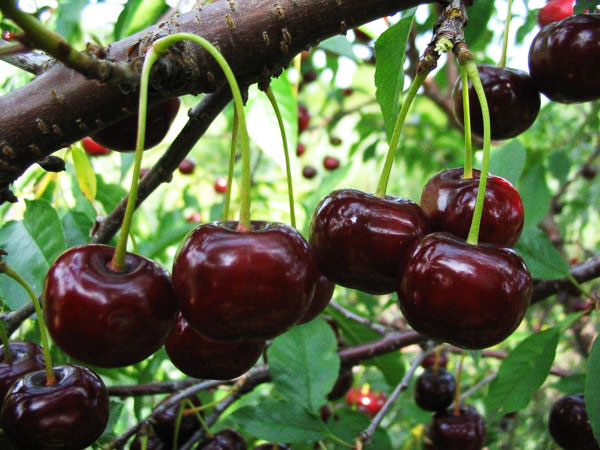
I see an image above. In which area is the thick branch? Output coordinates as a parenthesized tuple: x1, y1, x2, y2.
(531, 256, 600, 304)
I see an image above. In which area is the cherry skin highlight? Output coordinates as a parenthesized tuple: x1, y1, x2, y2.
(310, 189, 429, 295)
(548, 394, 600, 450)
(172, 221, 315, 341)
(165, 313, 265, 380)
(0, 342, 45, 404)
(1, 364, 109, 450)
(429, 405, 486, 450)
(398, 233, 532, 349)
(420, 168, 524, 247)
(415, 368, 456, 412)
(44, 244, 178, 367)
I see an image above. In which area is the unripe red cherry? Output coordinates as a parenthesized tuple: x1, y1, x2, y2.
(178, 159, 195, 175)
(323, 156, 340, 171)
(298, 104, 310, 134)
(296, 143, 306, 156)
(302, 166, 317, 179)
(214, 177, 228, 193)
(82, 137, 111, 156)
(538, 0, 573, 26)
(345, 386, 386, 417)
(186, 212, 203, 223)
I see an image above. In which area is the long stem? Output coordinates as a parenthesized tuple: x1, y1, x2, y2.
(265, 87, 296, 228)
(453, 353, 465, 416)
(498, 0, 513, 69)
(173, 401, 185, 450)
(0, 318, 13, 364)
(223, 110, 239, 221)
(464, 60, 491, 245)
(0, 263, 54, 384)
(375, 71, 428, 197)
(460, 65, 473, 179)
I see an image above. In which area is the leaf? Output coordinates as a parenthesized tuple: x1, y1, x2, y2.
(120, 153, 136, 181)
(55, 0, 87, 41)
(139, 210, 195, 259)
(23, 199, 66, 265)
(327, 409, 392, 450)
(553, 374, 586, 395)
(96, 175, 127, 214)
(585, 337, 600, 445)
(375, 8, 416, 143)
(232, 400, 326, 443)
(62, 211, 93, 247)
(516, 228, 569, 280)
(518, 162, 551, 229)
(489, 139, 526, 185)
(486, 328, 559, 418)
(114, 0, 169, 40)
(71, 146, 97, 202)
(319, 35, 358, 61)
(464, 0, 495, 48)
(268, 319, 340, 414)
(97, 400, 125, 444)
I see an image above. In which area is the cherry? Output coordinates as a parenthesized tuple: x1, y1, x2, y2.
(323, 156, 340, 171)
(298, 273, 335, 324)
(398, 232, 532, 349)
(415, 368, 456, 412)
(187, 212, 203, 223)
(296, 142, 306, 156)
(44, 244, 178, 367)
(548, 394, 600, 450)
(327, 365, 353, 401)
(582, 166, 597, 180)
(0, 342, 45, 407)
(200, 429, 246, 449)
(453, 65, 540, 140)
(341, 88, 354, 97)
(81, 136, 111, 156)
(130, 433, 165, 450)
(345, 386, 386, 417)
(529, 15, 600, 103)
(538, 0, 573, 26)
(298, 104, 310, 134)
(303, 69, 317, 83)
(420, 168, 524, 247)
(1, 364, 109, 450)
(152, 393, 203, 447)
(254, 444, 290, 450)
(309, 189, 429, 295)
(172, 221, 315, 341)
(165, 313, 265, 380)
(421, 351, 449, 370)
(178, 159, 195, 175)
(302, 166, 317, 179)
(429, 405, 486, 450)
(214, 177, 228, 193)
(329, 136, 342, 146)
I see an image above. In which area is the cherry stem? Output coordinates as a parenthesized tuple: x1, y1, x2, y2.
(498, 0, 513, 69)
(464, 60, 491, 246)
(567, 273, 596, 302)
(459, 65, 473, 179)
(185, 398, 214, 439)
(173, 401, 186, 450)
(110, 46, 157, 271)
(432, 345, 443, 375)
(453, 353, 465, 417)
(265, 86, 297, 229)
(140, 435, 148, 450)
(0, 317, 13, 364)
(0, 263, 55, 385)
(223, 109, 239, 221)
(375, 71, 428, 198)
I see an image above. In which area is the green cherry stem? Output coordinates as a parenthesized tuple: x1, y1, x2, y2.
(464, 59, 491, 246)
(460, 64, 473, 179)
(375, 71, 428, 197)
(223, 109, 239, 221)
(498, 0, 514, 69)
(0, 263, 54, 385)
(0, 316, 13, 364)
(185, 398, 214, 439)
(172, 401, 186, 450)
(265, 86, 297, 228)
(140, 435, 148, 450)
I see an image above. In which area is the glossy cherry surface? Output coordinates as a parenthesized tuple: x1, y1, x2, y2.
(173, 221, 315, 341)
(153, 393, 203, 447)
(166, 313, 265, 379)
(398, 232, 532, 349)
(298, 104, 310, 134)
(81, 137, 111, 156)
(310, 189, 429, 295)
(0, 342, 45, 403)
(200, 429, 247, 449)
(453, 64, 540, 140)
(298, 273, 335, 324)
(415, 368, 456, 412)
(429, 405, 486, 450)
(214, 177, 228, 193)
(327, 365, 353, 401)
(420, 168, 524, 247)
(178, 159, 195, 175)
(44, 244, 178, 367)
(529, 15, 600, 103)
(1, 364, 109, 450)
(549, 394, 600, 450)
(539, 0, 573, 26)
(302, 166, 317, 179)
(92, 98, 180, 151)
(323, 156, 340, 171)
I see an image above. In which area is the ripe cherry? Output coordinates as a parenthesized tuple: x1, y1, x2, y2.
(178, 159, 195, 175)
(82, 137, 111, 156)
(398, 232, 532, 349)
(92, 98, 180, 152)
(548, 394, 600, 450)
(420, 168, 524, 247)
(296, 142, 306, 156)
(421, 351, 449, 370)
(199, 429, 246, 449)
(415, 368, 456, 412)
(152, 393, 203, 448)
(172, 221, 315, 341)
(0, 342, 45, 404)
(346, 386, 386, 417)
(323, 156, 340, 171)
(298, 104, 310, 134)
(529, 15, 600, 103)
(214, 177, 228, 193)
(582, 166, 597, 180)
(538, 0, 574, 26)
(1, 364, 109, 450)
(44, 244, 178, 367)
(130, 433, 165, 450)
(302, 166, 317, 179)
(310, 189, 429, 295)
(298, 273, 335, 324)
(165, 313, 265, 380)
(429, 405, 486, 450)
(453, 65, 540, 140)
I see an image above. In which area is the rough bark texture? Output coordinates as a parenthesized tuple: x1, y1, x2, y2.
(0, 0, 431, 194)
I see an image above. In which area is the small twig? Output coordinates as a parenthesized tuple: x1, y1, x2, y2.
(328, 302, 387, 335)
(108, 378, 210, 397)
(454, 372, 497, 406)
(1, 301, 34, 336)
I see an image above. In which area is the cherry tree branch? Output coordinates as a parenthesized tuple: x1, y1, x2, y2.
(328, 302, 387, 334)
(0, 40, 51, 74)
(108, 378, 209, 397)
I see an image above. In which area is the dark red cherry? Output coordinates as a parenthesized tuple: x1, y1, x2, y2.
(549, 394, 600, 450)
(529, 15, 600, 103)
(302, 166, 317, 179)
(1, 364, 109, 450)
(200, 429, 246, 449)
(453, 64, 540, 140)
(296, 143, 306, 156)
(398, 232, 532, 349)
(82, 137, 111, 156)
(310, 189, 429, 295)
(421, 351, 449, 370)
(165, 313, 265, 379)
(323, 156, 340, 171)
(0, 342, 45, 404)
(152, 393, 203, 447)
(44, 244, 178, 367)
(415, 368, 456, 412)
(582, 166, 597, 180)
(178, 159, 195, 175)
(420, 168, 524, 247)
(214, 177, 228, 193)
(303, 69, 317, 83)
(92, 98, 180, 152)
(172, 221, 315, 341)
(429, 405, 486, 450)
(539, 0, 573, 26)
(298, 104, 310, 134)
(327, 365, 353, 401)
(298, 273, 335, 324)
(254, 444, 290, 450)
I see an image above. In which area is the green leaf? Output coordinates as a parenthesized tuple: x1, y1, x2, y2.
(71, 146, 97, 202)
(268, 319, 340, 414)
(375, 8, 416, 143)
(114, 0, 169, 40)
(585, 336, 600, 445)
(553, 374, 586, 395)
(139, 210, 195, 259)
(548, 151, 571, 184)
(486, 328, 559, 418)
(575, 0, 599, 14)
(24, 199, 66, 265)
(232, 400, 326, 443)
(97, 400, 125, 444)
(516, 228, 569, 280)
(518, 162, 551, 229)
(120, 153, 136, 181)
(489, 139, 526, 185)
(62, 211, 93, 247)
(327, 409, 392, 450)
(319, 35, 358, 61)
(55, 0, 87, 42)
(464, 0, 495, 48)
(96, 175, 127, 214)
